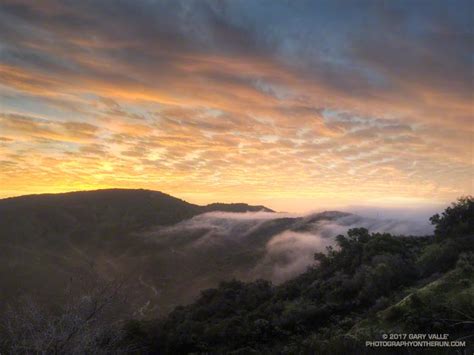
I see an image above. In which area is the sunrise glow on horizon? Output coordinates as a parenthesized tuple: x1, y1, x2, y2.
(0, 1, 472, 212)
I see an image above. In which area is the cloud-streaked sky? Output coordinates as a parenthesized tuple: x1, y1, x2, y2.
(0, 0, 472, 211)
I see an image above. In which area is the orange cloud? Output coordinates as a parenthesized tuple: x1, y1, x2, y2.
(0, 1, 472, 209)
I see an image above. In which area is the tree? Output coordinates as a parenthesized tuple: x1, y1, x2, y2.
(0, 276, 135, 354)
(430, 196, 474, 239)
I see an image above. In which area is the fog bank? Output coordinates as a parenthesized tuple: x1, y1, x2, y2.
(146, 209, 433, 284)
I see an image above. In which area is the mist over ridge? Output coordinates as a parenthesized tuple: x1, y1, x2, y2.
(144, 207, 434, 284)
(0, 188, 437, 318)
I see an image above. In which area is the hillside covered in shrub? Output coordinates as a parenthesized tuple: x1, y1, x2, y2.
(126, 197, 473, 354)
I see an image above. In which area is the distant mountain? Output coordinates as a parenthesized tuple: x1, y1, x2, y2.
(0, 189, 273, 238)
(202, 203, 273, 213)
(0, 189, 275, 314)
(1, 188, 438, 320)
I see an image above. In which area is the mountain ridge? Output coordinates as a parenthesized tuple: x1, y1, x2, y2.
(0, 189, 275, 240)
(0, 188, 434, 319)
(0, 188, 274, 213)
(0, 189, 290, 317)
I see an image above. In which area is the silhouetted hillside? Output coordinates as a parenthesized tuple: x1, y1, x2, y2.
(203, 203, 274, 213)
(0, 189, 274, 238)
(0, 189, 274, 315)
(0, 189, 435, 320)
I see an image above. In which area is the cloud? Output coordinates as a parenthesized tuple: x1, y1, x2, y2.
(0, 0, 472, 204)
(0, 113, 98, 143)
(253, 230, 335, 283)
(252, 212, 434, 283)
(198, 211, 294, 220)
(144, 210, 434, 284)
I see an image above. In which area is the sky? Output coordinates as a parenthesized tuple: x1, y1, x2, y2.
(0, 0, 472, 212)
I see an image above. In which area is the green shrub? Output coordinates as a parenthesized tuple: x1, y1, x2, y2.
(456, 252, 474, 273)
(430, 196, 473, 239)
(416, 241, 460, 276)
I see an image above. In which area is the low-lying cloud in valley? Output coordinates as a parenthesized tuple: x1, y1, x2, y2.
(145, 209, 434, 284)
(254, 230, 335, 283)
